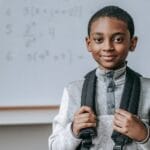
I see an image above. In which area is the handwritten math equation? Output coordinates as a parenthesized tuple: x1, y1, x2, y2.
(0, 2, 86, 64)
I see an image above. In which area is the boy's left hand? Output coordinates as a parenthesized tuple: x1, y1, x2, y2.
(113, 108, 148, 142)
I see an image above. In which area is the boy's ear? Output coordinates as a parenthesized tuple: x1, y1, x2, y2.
(129, 36, 138, 52)
(85, 36, 92, 52)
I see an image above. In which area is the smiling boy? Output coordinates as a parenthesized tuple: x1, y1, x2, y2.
(49, 6, 150, 150)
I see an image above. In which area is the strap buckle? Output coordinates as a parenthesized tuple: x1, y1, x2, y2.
(113, 144, 123, 150)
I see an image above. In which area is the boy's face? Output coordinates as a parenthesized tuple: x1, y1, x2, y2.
(86, 17, 137, 70)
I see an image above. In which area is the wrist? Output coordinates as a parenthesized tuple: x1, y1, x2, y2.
(71, 122, 79, 138)
(136, 122, 150, 144)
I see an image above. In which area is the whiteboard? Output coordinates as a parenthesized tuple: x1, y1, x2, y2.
(0, 0, 150, 106)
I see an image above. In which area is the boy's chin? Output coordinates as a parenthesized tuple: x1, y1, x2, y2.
(98, 62, 124, 70)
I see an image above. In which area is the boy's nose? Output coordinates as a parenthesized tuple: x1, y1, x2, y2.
(102, 40, 114, 51)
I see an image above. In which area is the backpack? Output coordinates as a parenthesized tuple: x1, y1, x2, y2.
(77, 67, 141, 150)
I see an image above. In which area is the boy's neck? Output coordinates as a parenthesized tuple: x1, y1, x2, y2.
(99, 62, 127, 72)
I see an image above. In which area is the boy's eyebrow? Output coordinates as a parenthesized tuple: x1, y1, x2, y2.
(91, 32, 126, 36)
(112, 32, 126, 36)
(91, 32, 103, 36)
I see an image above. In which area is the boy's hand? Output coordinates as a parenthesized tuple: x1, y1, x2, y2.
(72, 106, 96, 136)
(113, 109, 148, 142)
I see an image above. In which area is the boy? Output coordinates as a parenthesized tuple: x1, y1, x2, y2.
(49, 6, 150, 150)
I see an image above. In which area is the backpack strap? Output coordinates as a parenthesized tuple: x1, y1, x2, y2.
(81, 69, 97, 114)
(77, 69, 97, 150)
(77, 67, 141, 150)
(111, 67, 141, 150)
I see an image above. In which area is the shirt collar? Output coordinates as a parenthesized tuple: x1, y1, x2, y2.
(96, 63, 126, 81)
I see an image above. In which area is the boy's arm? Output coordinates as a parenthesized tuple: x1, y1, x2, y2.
(113, 109, 148, 142)
(48, 122, 81, 150)
(48, 87, 81, 150)
(113, 109, 150, 149)
(136, 120, 150, 149)
(137, 78, 150, 149)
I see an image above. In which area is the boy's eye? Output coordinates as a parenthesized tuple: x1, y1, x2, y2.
(93, 38, 103, 44)
(113, 36, 124, 43)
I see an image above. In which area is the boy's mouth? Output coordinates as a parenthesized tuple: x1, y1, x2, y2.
(101, 55, 116, 61)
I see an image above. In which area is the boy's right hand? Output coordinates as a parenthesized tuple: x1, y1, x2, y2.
(72, 106, 97, 136)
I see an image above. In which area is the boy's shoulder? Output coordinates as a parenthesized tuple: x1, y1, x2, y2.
(65, 69, 97, 91)
(66, 79, 84, 92)
(140, 76, 150, 88)
(140, 77, 150, 103)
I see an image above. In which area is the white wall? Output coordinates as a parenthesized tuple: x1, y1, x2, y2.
(0, 124, 52, 150)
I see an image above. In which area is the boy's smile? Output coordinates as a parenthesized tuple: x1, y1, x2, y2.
(86, 17, 137, 70)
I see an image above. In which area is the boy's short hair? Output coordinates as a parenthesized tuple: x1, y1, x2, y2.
(88, 5, 135, 38)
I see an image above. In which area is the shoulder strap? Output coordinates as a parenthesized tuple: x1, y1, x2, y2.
(77, 69, 97, 150)
(81, 69, 97, 114)
(77, 67, 141, 150)
(111, 67, 141, 150)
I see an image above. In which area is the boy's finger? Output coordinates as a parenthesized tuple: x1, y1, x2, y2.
(75, 113, 96, 123)
(115, 108, 132, 118)
(78, 122, 97, 130)
(113, 118, 123, 128)
(114, 113, 125, 122)
(113, 123, 129, 135)
(78, 106, 94, 114)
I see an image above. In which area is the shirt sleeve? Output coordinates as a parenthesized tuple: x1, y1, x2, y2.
(48, 87, 81, 150)
(137, 78, 150, 149)
(136, 120, 150, 150)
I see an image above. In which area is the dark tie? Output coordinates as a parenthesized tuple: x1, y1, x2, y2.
(105, 71, 115, 115)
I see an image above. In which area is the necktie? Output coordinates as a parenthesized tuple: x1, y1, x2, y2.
(105, 71, 115, 115)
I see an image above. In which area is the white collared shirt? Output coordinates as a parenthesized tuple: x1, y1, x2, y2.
(49, 66, 150, 150)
